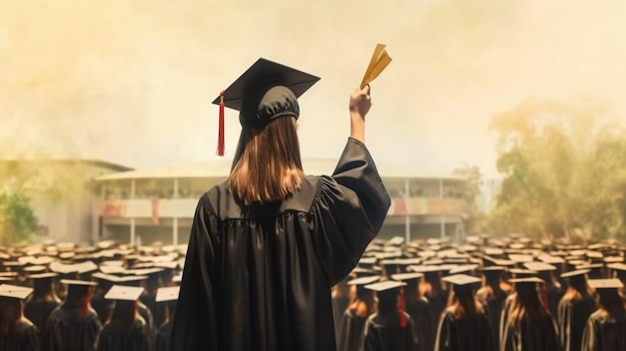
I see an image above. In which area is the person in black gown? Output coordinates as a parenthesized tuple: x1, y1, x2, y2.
(139, 269, 167, 331)
(500, 277, 561, 351)
(338, 275, 380, 351)
(392, 272, 432, 351)
(155, 286, 179, 351)
(476, 266, 510, 351)
(97, 285, 151, 351)
(333, 275, 352, 348)
(360, 280, 419, 351)
(581, 278, 626, 351)
(24, 272, 62, 336)
(42, 279, 102, 351)
(0, 284, 40, 351)
(524, 262, 564, 317)
(434, 274, 492, 351)
(91, 272, 117, 324)
(558, 269, 598, 351)
(169, 58, 391, 351)
(413, 265, 449, 344)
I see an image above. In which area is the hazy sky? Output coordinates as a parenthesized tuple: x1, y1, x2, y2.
(2, 0, 626, 178)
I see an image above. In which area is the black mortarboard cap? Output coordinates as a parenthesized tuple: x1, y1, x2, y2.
(211, 58, 320, 156)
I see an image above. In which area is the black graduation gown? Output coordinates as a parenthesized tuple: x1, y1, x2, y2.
(476, 288, 509, 351)
(427, 292, 449, 345)
(24, 299, 60, 336)
(557, 296, 597, 351)
(546, 284, 564, 319)
(501, 314, 561, 351)
(333, 296, 350, 345)
(581, 309, 626, 351)
(91, 295, 114, 324)
(405, 297, 433, 351)
(0, 319, 41, 351)
(97, 318, 151, 351)
(141, 293, 167, 330)
(361, 311, 419, 351)
(42, 306, 102, 351)
(169, 138, 391, 351)
(337, 310, 368, 351)
(155, 321, 172, 351)
(434, 308, 493, 351)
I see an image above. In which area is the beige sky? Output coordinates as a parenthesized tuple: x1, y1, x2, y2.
(2, 0, 626, 178)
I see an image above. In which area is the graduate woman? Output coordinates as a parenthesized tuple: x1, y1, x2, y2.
(170, 58, 391, 351)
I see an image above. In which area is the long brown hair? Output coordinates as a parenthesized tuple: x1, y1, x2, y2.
(447, 286, 482, 318)
(229, 116, 304, 206)
(0, 299, 23, 335)
(509, 284, 547, 323)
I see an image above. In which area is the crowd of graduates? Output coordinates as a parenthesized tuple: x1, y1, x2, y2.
(0, 240, 182, 351)
(332, 234, 626, 351)
(2, 233, 626, 351)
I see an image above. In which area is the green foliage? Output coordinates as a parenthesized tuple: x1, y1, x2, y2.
(487, 96, 626, 241)
(0, 193, 38, 244)
(453, 165, 488, 234)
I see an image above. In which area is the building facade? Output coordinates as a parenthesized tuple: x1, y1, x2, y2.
(95, 159, 469, 246)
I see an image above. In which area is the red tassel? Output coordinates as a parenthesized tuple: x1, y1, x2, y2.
(217, 91, 225, 156)
(399, 287, 407, 328)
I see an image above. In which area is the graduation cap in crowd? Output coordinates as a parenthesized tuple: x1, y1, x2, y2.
(588, 278, 623, 292)
(104, 285, 144, 301)
(442, 274, 482, 294)
(0, 284, 33, 306)
(211, 58, 320, 156)
(510, 277, 544, 293)
(156, 286, 180, 303)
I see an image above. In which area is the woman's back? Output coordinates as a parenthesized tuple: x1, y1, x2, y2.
(170, 139, 390, 351)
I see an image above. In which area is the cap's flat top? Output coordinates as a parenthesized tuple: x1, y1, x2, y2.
(391, 273, 424, 281)
(60, 279, 98, 286)
(442, 274, 481, 286)
(523, 262, 556, 272)
(607, 263, 626, 271)
(0, 284, 33, 300)
(510, 277, 544, 284)
(29, 273, 58, 279)
(561, 269, 591, 278)
(104, 285, 143, 301)
(156, 286, 180, 302)
(588, 278, 623, 289)
(408, 265, 445, 273)
(364, 280, 407, 292)
(348, 276, 381, 286)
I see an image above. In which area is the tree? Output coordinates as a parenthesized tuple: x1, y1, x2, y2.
(453, 164, 488, 234)
(487, 95, 626, 241)
(0, 193, 38, 244)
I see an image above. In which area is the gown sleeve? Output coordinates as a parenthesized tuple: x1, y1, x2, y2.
(168, 195, 220, 351)
(433, 312, 452, 351)
(313, 138, 391, 285)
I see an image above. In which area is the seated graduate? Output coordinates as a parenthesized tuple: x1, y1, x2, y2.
(43, 279, 102, 351)
(581, 279, 626, 351)
(392, 272, 433, 351)
(24, 272, 62, 337)
(154, 286, 179, 351)
(169, 58, 391, 351)
(0, 284, 40, 351)
(97, 285, 151, 351)
(558, 269, 598, 351)
(434, 274, 492, 351)
(500, 277, 561, 351)
(360, 280, 419, 351)
(338, 275, 380, 351)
